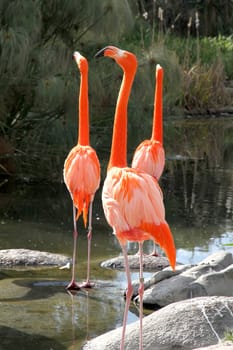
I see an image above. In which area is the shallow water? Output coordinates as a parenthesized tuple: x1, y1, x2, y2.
(0, 117, 233, 349)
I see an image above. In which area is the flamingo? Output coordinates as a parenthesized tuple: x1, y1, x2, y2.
(95, 46, 176, 350)
(132, 64, 165, 179)
(132, 64, 165, 256)
(63, 51, 100, 290)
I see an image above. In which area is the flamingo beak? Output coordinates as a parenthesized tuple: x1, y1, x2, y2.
(94, 47, 107, 58)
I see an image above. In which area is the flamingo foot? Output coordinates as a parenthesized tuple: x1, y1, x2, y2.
(149, 251, 159, 257)
(66, 280, 81, 291)
(79, 280, 95, 289)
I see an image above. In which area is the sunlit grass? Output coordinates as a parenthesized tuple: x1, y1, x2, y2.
(224, 330, 233, 342)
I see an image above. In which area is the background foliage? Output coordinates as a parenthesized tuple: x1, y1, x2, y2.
(0, 0, 232, 181)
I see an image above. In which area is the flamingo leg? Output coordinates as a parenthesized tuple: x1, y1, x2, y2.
(150, 241, 159, 256)
(138, 241, 144, 350)
(80, 201, 94, 288)
(136, 241, 159, 257)
(67, 204, 80, 290)
(120, 243, 133, 350)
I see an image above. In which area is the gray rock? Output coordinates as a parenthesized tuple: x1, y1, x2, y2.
(82, 296, 233, 350)
(193, 264, 233, 297)
(200, 251, 233, 269)
(193, 342, 233, 350)
(140, 251, 233, 307)
(101, 254, 172, 271)
(141, 273, 206, 307)
(0, 249, 71, 268)
(131, 264, 192, 298)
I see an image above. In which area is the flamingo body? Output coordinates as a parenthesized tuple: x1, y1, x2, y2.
(102, 166, 175, 268)
(132, 140, 165, 181)
(64, 144, 100, 226)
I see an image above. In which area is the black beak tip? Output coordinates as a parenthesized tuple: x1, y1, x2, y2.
(94, 47, 107, 58)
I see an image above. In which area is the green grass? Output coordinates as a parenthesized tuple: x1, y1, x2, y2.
(224, 330, 233, 342)
(165, 34, 233, 79)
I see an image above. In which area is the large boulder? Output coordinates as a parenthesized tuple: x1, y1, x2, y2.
(133, 251, 233, 307)
(82, 296, 233, 350)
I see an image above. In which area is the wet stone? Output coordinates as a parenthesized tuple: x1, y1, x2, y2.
(0, 249, 71, 268)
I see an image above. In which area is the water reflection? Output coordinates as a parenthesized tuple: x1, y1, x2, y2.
(0, 117, 233, 349)
(0, 326, 66, 350)
(0, 275, 134, 349)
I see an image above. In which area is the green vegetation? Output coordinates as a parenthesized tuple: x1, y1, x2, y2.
(224, 330, 233, 342)
(0, 0, 232, 181)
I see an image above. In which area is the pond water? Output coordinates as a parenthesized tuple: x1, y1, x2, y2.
(0, 117, 233, 349)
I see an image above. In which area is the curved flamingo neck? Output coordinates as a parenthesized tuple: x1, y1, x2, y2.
(78, 67, 89, 146)
(151, 67, 163, 145)
(108, 63, 136, 170)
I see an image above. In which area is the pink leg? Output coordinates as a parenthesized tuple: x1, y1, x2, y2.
(80, 201, 94, 288)
(120, 244, 133, 350)
(67, 204, 80, 290)
(135, 242, 141, 256)
(136, 241, 158, 257)
(138, 242, 144, 350)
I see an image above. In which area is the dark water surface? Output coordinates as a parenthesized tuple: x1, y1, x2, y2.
(0, 117, 232, 349)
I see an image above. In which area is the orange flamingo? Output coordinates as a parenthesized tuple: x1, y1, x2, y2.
(63, 51, 100, 290)
(132, 64, 165, 180)
(95, 46, 176, 350)
(132, 64, 164, 256)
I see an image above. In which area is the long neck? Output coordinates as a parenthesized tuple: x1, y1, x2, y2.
(151, 69, 163, 144)
(108, 67, 136, 169)
(78, 69, 89, 145)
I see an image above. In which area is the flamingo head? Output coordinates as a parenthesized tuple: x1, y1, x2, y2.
(73, 51, 88, 74)
(95, 45, 137, 72)
(156, 63, 163, 80)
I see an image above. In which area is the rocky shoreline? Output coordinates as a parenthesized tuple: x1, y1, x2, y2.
(85, 250, 233, 350)
(0, 248, 232, 349)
